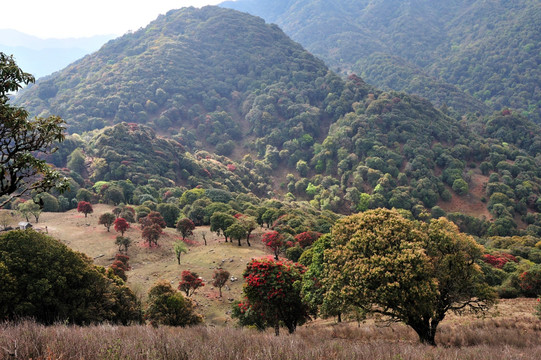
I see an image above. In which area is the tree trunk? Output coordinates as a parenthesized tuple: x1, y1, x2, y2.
(238, 237, 242, 246)
(219, 287, 222, 297)
(246, 232, 251, 246)
(410, 320, 438, 346)
(274, 323, 280, 336)
(337, 312, 342, 323)
(176, 255, 180, 265)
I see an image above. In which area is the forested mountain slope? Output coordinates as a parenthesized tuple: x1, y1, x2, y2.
(12, 6, 541, 239)
(221, 0, 541, 122)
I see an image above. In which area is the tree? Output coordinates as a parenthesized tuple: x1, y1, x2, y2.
(77, 201, 93, 218)
(139, 211, 166, 229)
(176, 218, 195, 240)
(109, 254, 130, 282)
(233, 258, 310, 335)
(173, 240, 188, 265)
(115, 235, 132, 253)
(114, 217, 130, 236)
(299, 234, 349, 322)
(0, 53, 68, 208)
(322, 208, 496, 345)
(0, 230, 142, 325)
(142, 223, 162, 247)
(210, 212, 236, 242)
(294, 231, 321, 249)
(0, 211, 12, 229)
(212, 268, 230, 297)
(145, 280, 202, 327)
(178, 270, 204, 297)
(262, 230, 285, 260)
(17, 200, 41, 223)
(225, 222, 247, 246)
(98, 212, 116, 232)
(237, 215, 257, 246)
(157, 203, 181, 228)
(112, 206, 122, 218)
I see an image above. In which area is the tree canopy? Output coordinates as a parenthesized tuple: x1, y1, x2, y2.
(321, 208, 496, 345)
(0, 230, 141, 325)
(0, 52, 68, 207)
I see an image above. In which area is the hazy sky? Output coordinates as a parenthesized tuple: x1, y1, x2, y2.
(2, 1, 224, 38)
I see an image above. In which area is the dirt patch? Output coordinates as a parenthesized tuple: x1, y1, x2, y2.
(438, 171, 492, 221)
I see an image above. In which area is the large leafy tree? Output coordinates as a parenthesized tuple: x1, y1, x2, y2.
(233, 258, 310, 335)
(0, 53, 68, 207)
(0, 230, 141, 325)
(322, 208, 496, 345)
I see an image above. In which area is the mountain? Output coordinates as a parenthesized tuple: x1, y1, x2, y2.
(0, 29, 114, 79)
(12, 6, 541, 240)
(220, 0, 541, 122)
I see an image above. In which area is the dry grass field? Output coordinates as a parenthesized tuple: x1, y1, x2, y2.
(1, 207, 541, 359)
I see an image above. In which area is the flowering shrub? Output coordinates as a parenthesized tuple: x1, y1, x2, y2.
(519, 267, 541, 297)
(233, 258, 309, 335)
(482, 252, 518, 269)
(294, 231, 322, 249)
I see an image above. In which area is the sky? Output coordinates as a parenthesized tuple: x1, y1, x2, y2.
(2, 1, 225, 39)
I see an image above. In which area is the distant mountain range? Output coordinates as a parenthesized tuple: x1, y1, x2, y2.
(220, 0, 541, 123)
(0, 29, 114, 79)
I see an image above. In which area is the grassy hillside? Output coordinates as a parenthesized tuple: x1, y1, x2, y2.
(12, 205, 269, 325)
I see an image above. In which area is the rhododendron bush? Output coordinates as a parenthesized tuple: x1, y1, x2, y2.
(232, 258, 310, 335)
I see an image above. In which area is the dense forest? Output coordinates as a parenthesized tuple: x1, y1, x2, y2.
(4, 4, 541, 340)
(221, 0, 541, 123)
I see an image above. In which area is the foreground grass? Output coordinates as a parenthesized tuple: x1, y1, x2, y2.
(2, 316, 541, 360)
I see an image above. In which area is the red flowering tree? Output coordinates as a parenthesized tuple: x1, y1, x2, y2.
(142, 223, 163, 247)
(178, 270, 205, 297)
(212, 268, 230, 297)
(294, 231, 322, 249)
(233, 258, 310, 335)
(176, 218, 195, 240)
(114, 217, 130, 236)
(77, 201, 93, 217)
(262, 231, 285, 260)
(139, 211, 166, 230)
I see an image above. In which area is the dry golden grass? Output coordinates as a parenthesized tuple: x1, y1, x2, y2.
(1, 317, 541, 360)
